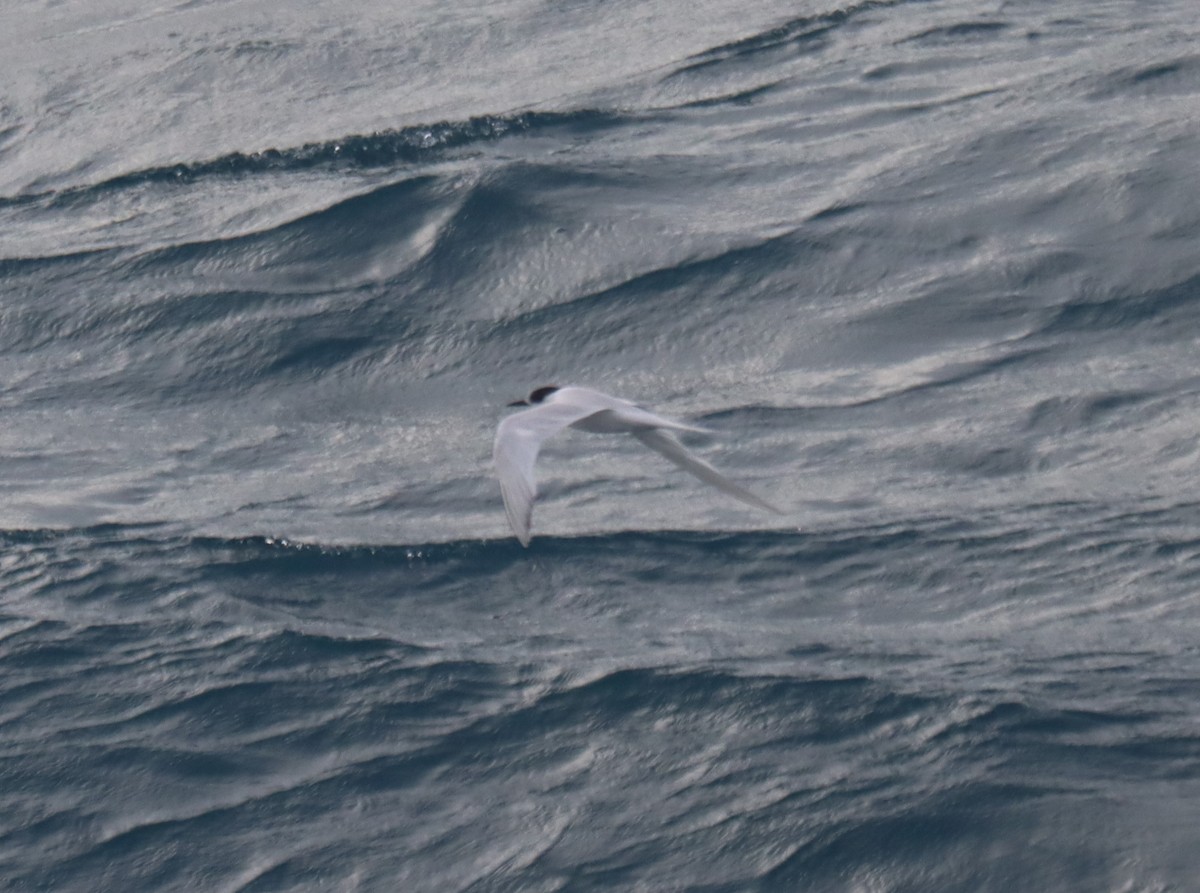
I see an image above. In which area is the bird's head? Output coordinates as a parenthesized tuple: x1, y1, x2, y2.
(507, 385, 559, 407)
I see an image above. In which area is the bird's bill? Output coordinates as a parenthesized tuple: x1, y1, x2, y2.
(507, 399, 529, 407)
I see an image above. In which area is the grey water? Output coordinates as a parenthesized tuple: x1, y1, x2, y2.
(3, 0, 1200, 890)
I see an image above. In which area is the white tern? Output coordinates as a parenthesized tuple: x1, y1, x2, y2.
(494, 385, 781, 546)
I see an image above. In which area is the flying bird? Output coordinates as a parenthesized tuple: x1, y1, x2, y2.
(493, 385, 781, 546)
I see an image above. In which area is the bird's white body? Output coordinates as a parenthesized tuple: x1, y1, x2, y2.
(493, 386, 780, 546)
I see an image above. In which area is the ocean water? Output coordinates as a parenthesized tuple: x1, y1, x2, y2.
(3, 0, 1200, 889)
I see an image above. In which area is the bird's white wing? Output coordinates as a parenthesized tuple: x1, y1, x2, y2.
(631, 429, 782, 514)
(493, 402, 600, 546)
(552, 386, 711, 434)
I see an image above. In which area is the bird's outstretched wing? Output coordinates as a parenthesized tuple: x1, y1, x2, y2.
(631, 428, 782, 514)
(553, 386, 712, 435)
(493, 402, 600, 546)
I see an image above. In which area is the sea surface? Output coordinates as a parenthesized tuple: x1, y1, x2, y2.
(3, 0, 1200, 890)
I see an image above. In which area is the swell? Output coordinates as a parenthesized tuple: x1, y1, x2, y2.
(5, 508, 1200, 891)
(0, 108, 632, 211)
(2, 499, 1197, 556)
(1035, 270, 1200, 337)
(0, 172, 457, 398)
(0, 167, 804, 400)
(5, 499, 1200, 613)
(7, 651, 1191, 891)
(669, 0, 914, 77)
(18, 193, 1192, 405)
(0, 660, 931, 889)
(0, 621, 494, 890)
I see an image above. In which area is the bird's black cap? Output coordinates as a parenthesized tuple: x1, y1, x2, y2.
(508, 385, 559, 407)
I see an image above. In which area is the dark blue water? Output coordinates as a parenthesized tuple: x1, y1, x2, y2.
(4, 1, 1200, 889)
